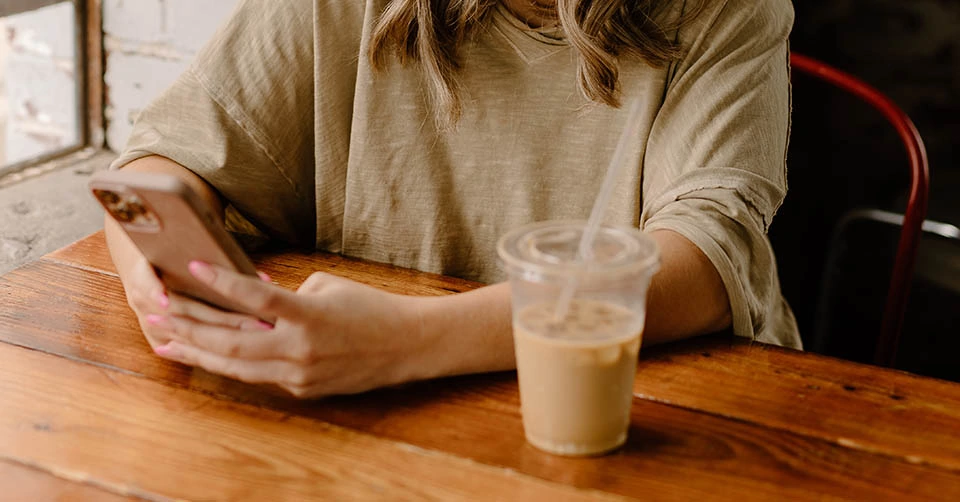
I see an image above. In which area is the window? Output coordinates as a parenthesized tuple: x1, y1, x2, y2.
(0, 0, 101, 177)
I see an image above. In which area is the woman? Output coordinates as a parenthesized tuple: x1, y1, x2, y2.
(106, 0, 800, 398)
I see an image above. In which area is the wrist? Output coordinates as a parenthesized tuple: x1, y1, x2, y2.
(390, 294, 456, 384)
(392, 284, 516, 384)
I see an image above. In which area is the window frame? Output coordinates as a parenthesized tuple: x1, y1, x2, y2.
(0, 0, 103, 178)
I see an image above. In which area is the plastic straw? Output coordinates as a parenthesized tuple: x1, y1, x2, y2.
(553, 97, 646, 322)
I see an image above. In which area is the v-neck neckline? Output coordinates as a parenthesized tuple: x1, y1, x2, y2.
(490, 3, 568, 64)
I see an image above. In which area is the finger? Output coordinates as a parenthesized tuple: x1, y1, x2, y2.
(283, 380, 356, 400)
(166, 315, 288, 360)
(144, 314, 178, 335)
(155, 342, 302, 386)
(258, 271, 272, 282)
(128, 257, 169, 311)
(188, 261, 304, 319)
(165, 292, 268, 329)
(281, 384, 323, 399)
(141, 323, 175, 349)
(125, 257, 176, 349)
(138, 314, 178, 351)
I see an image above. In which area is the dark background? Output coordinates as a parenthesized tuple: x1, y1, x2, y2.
(791, 0, 959, 201)
(772, 0, 959, 379)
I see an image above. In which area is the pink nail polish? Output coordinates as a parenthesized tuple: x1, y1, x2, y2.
(155, 343, 180, 358)
(257, 321, 274, 330)
(157, 292, 170, 309)
(146, 314, 165, 326)
(189, 261, 215, 283)
(258, 271, 272, 282)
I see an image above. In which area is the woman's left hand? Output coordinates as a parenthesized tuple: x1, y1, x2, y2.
(150, 261, 426, 399)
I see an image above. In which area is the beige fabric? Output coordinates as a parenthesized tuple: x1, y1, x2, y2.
(111, 0, 802, 349)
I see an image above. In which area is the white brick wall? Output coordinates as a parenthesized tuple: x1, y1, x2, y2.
(103, 0, 240, 152)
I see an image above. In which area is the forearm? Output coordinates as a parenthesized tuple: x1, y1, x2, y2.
(408, 283, 516, 380)
(408, 229, 731, 379)
(643, 229, 732, 343)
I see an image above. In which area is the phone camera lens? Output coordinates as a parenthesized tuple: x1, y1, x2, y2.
(127, 201, 146, 216)
(95, 190, 121, 205)
(113, 205, 135, 223)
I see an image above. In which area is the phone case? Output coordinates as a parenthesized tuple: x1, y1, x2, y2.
(89, 170, 264, 318)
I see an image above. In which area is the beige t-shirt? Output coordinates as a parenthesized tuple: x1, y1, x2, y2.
(112, 0, 802, 349)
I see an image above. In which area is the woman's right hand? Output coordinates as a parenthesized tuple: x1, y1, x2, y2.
(119, 250, 273, 350)
(103, 155, 264, 350)
(120, 252, 175, 350)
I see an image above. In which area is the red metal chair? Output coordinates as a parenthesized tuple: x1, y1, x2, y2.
(789, 53, 930, 367)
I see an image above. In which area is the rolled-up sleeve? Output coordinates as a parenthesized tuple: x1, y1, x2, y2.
(110, 0, 317, 245)
(641, 0, 800, 347)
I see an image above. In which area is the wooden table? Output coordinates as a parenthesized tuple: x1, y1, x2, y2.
(1, 232, 959, 501)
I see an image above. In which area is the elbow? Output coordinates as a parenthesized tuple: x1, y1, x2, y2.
(696, 262, 733, 335)
(689, 233, 734, 335)
(707, 293, 733, 334)
(645, 229, 735, 340)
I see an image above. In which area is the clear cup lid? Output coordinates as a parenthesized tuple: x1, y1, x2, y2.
(497, 220, 660, 278)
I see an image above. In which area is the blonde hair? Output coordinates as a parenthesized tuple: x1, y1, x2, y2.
(369, 0, 698, 126)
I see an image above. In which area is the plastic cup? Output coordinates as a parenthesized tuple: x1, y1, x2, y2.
(498, 220, 660, 456)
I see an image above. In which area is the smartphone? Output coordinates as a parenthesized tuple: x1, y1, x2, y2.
(89, 170, 266, 319)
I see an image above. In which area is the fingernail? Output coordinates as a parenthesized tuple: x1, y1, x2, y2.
(156, 291, 170, 309)
(242, 319, 274, 331)
(258, 271, 272, 282)
(154, 343, 179, 358)
(189, 261, 215, 283)
(146, 314, 167, 327)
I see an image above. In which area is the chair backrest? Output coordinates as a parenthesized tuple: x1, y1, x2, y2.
(787, 53, 930, 367)
(812, 209, 960, 380)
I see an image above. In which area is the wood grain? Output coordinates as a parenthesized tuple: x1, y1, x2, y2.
(45, 232, 118, 276)
(44, 231, 482, 295)
(254, 252, 481, 295)
(638, 337, 960, 471)
(311, 374, 960, 501)
(0, 342, 617, 502)
(0, 458, 137, 501)
(3, 260, 960, 500)
(11, 250, 960, 473)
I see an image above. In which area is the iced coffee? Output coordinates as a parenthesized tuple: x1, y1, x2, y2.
(498, 221, 659, 456)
